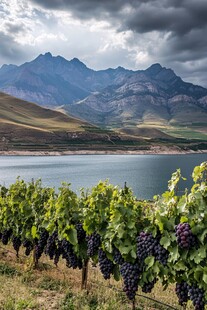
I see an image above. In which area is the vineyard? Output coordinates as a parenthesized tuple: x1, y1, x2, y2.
(0, 161, 206, 309)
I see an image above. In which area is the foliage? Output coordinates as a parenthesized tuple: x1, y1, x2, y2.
(0, 161, 206, 309)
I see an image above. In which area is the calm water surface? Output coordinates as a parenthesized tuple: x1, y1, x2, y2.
(0, 154, 206, 199)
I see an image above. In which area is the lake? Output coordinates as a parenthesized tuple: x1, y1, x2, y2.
(0, 154, 206, 199)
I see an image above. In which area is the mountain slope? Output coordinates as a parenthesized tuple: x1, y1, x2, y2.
(0, 92, 89, 133)
(0, 53, 131, 106)
(0, 53, 207, 141)
(65, 65, 207, 139)
(0, 92, 151, 152)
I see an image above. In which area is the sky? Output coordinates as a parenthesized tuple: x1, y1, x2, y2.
(0, 0, 207, 87)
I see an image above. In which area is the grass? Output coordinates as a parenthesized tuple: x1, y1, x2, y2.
(0, 245, 197, 310)
(0, 92, 88, 133)
(163, 127, 207, 140)
(135, 122, 207, 141)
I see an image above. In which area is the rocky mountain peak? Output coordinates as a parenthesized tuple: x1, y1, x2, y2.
(145, 63, 163, 76)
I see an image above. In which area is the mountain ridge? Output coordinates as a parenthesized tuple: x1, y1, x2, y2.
(0, 53, 207, 141)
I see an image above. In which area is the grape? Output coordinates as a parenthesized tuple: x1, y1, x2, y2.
(120, 261, 142, 300)
(113, 247, 124, 265)
(142, 278, 157, 293)
(35, 229, 49, 260)
(54, 240, 63, 266)
(188, 284, 205, 310)
(175, 223, 196, 249)
(137, 232, 156, 261)
(86, 232, 101, 257)
(137, 232, 169, 265)
(153, 243, 169, 266)
(12, 236, 21, 257)
(61, 238, 82, 269)
(175, 281, 189, 306)
(1, 229, 12, 245)
(75, 223, 86, 243)
(45, 230, 58, 260)
(23, 239, 33, 256)
(98, 249, 114, 280)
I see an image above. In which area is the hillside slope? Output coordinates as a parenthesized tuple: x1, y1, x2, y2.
(0, 92, 152, 152)
(66, 65, 207, 140)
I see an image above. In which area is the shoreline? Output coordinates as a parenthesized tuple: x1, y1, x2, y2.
(0, 147, 207, 156)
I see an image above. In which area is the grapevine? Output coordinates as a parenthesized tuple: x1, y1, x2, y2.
(0, 162, 205, 310)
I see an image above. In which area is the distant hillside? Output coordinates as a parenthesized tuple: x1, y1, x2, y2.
(0, 92, 151, 152)
(66, 64, 207, 140)
(0, 53, 207, 141)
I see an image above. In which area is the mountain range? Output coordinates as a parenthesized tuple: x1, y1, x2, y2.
(0, 52, 207, 141)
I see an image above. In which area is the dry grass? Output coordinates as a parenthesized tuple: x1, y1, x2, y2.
(0, 245, 196, 310)
(0, 92, 88, 133)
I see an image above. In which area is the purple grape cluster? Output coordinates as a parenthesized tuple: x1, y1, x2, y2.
(98, 249, 114, 280)
(113, 247, 124, 265)
(54, 240, 63, 266)
(35, 229, 49, 260)
(86, 232, 101, 257)
(75, 223, 86, 244)
(61, 238, 82, 269)
(137, 232, 169, 265)
(12, 236, 22, 257)
(45, 230, 58, 259)
(142, 278, 157, 293)
(1, 229, 12, 245)
(23, 239, 33, 256)
(188, 285, 205, 310)
(120, 261, 142, 300)
(175, 223, 196, 249)
(175, 281, 189, 306)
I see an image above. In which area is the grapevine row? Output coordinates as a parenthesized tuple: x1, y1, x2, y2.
(0, 162, 206, 309)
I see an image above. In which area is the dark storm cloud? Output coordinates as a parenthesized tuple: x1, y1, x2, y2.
(29, 0, 207, 55)
(29, 0, 207, 34)
(27, 0, 207, 87)
(29, 0, 127, 13)
(126, 0, 207, 35)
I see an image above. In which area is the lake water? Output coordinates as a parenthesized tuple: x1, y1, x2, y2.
(0, 154, 206, 199)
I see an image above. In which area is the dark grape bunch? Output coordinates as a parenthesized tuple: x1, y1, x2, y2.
(86, 232, 101, 257)
(12, 236, 22, 257)
(45, 230, 58, 259)
(61, 238, 82, 269)
(23, 239, 33, 256)
(98, 249, 114, 280)
(1, 229, 12, 245)
(153, 242, 169, 266)
(142, 278, 157, 293)
(137, 232, 169, 265)
(188, 285, 205, 310)
(35, 229, 49, 260)
(113, 246, 124, 265)
(175, 223, 196, 249)
(75, 223, 86, 244)
(175, 281, 189, 306)
(54, 240, 63, 266)
(120, 261, 142, 300)
(137, 232, 157, 261)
